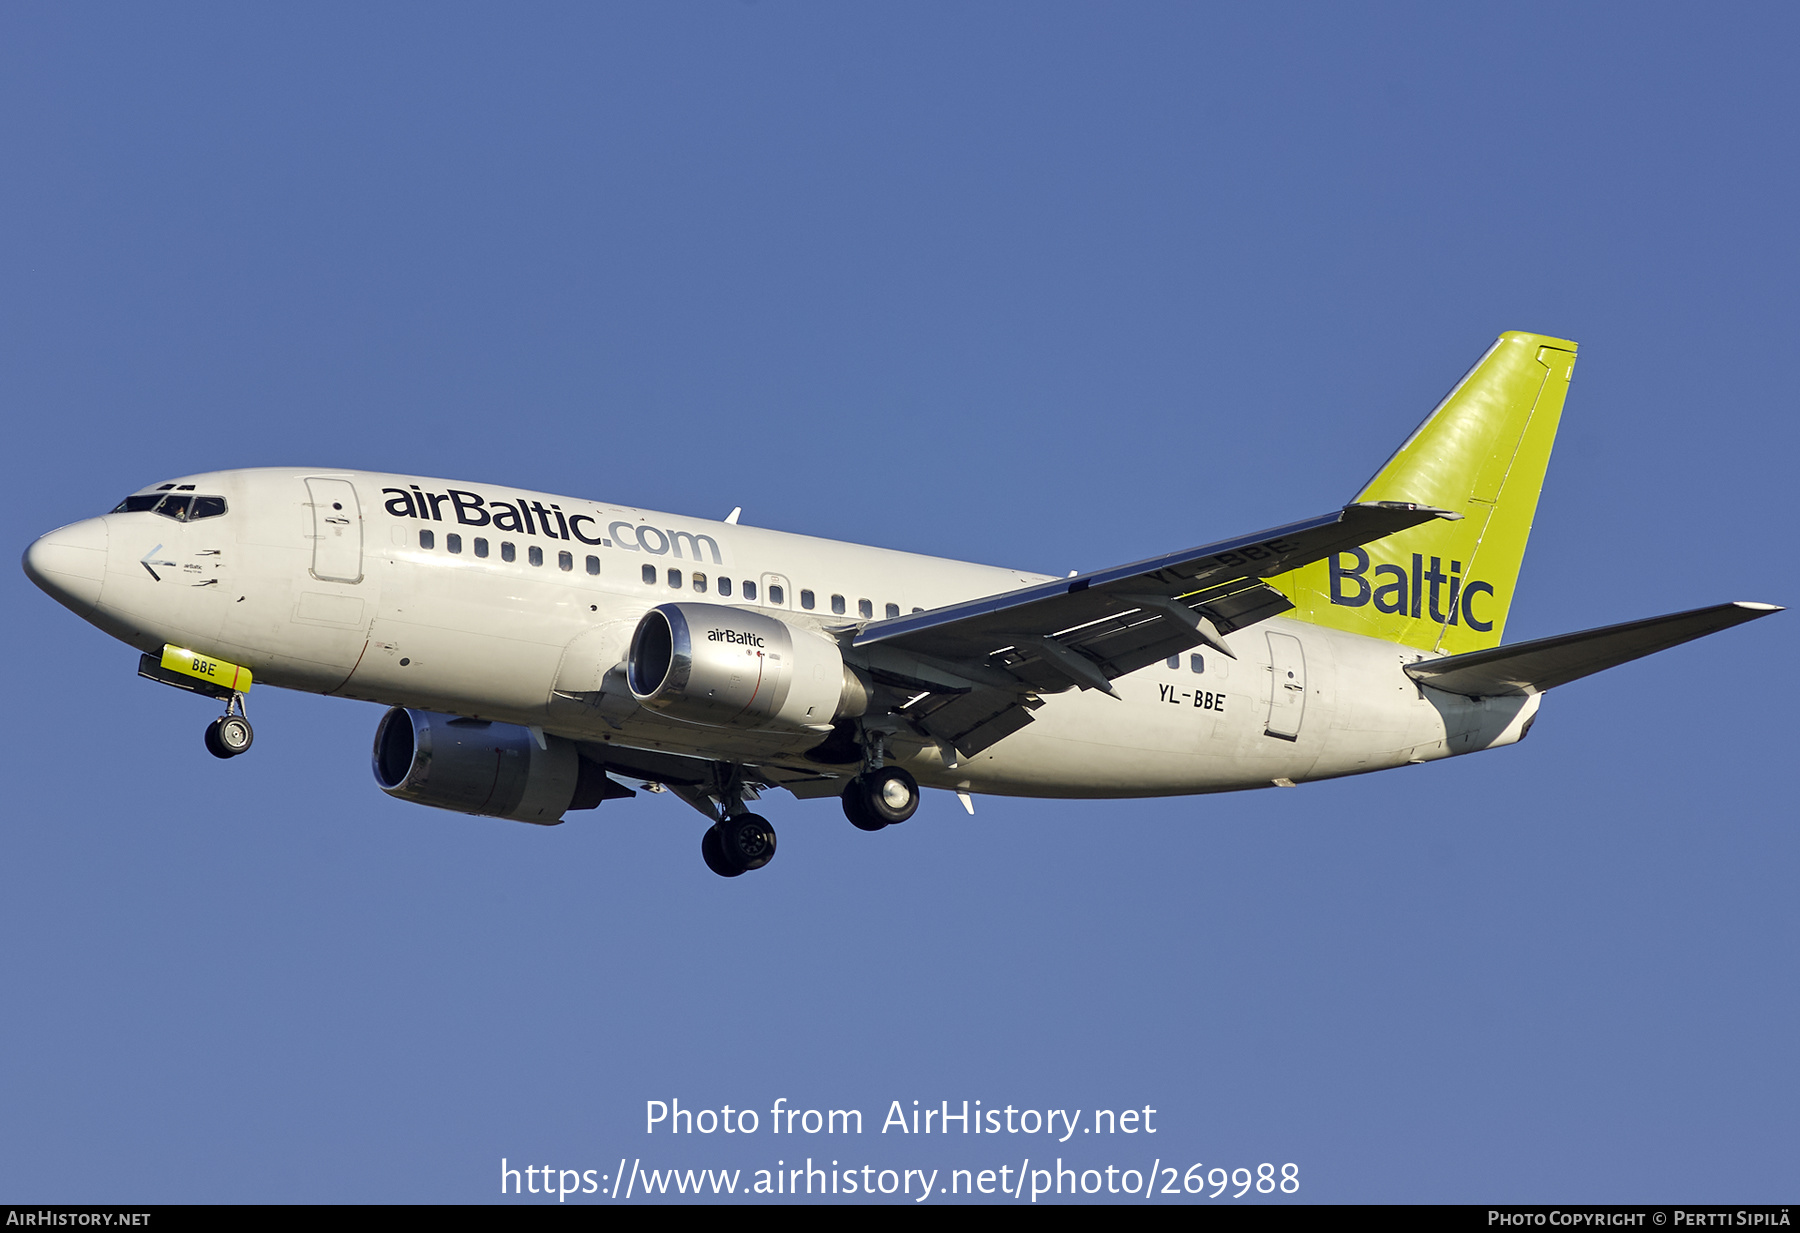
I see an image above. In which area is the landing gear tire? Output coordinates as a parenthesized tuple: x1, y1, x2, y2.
(842, 787, 887, 832)
(204, 715, 253, 759)
(849, 766, 918, 827)
(717, 812, 777, 873)
(217, 715, 253, 756)
(700, 825, 743, 878)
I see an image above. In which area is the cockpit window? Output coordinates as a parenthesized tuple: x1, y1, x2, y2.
(112, 493, 228, 520)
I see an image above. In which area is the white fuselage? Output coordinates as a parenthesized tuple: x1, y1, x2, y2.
(38, 468, 1538, 800)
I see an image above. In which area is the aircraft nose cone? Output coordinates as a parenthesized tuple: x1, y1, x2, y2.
(23, 518, 108, 616)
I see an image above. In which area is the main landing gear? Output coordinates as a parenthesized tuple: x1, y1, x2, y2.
(842, 766, 920, 832)
(684, 764, 779, 878)
(682, 738, 922, 878)
(203, 692, 254, 760)
(700, 812, 778, 878)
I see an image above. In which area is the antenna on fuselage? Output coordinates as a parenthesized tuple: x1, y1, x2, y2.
(724, 507, 741, 525)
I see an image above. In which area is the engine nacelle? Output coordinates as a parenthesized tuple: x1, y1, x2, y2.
(626, 602, 870, 730)
(372, 708, 618, 825)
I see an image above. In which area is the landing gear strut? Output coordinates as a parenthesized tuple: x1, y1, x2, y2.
(203, 692, 253, 759)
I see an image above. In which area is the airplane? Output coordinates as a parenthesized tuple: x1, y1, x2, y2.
(21, 331, 1781, 878)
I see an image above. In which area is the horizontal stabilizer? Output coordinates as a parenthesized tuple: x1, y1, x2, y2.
(1405, 601, 1781, 698)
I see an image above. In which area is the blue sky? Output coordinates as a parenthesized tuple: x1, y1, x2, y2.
(3, 3, 1794, 1203)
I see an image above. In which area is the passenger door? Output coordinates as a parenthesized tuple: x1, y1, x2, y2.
(1265, 631, 1307, 740)
(305, 477, 363, 584)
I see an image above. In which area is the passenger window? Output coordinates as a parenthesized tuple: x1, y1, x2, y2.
(420, 529, 435, 550)
(642, 564, 657, 584)
(155, 495, 192, 521)
(558, 551, 573, 571)
(1166, 656, 1180, 669)
(585, 555, 600, 575)
(858, 598, 872, 618)
(447, 534, 462, 554)
(474, 538, 489, 558)
(718, 577, 733, 597)
(528, 545, 543, 567)
(885, 603, 899, 619)
(744, 580, 758, 601)
(501, 541, 516, 562)
(667, 568, 682, 588)
(800, 589, 815, 610)
(692, 572, 708, 594)
(831, 594, 846, 615)
(190, 496, 227, 519)
(912, 607, 923, 614)
(1191, 654, 1205, 674)
(768, 584, 782, 605)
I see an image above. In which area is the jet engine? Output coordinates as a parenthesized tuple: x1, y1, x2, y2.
(626, 602, 870, 730)
(372, 708, 624, 825)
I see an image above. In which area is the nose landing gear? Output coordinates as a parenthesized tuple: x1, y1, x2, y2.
(135, 648, 258, 761)
(203, 693, 254, 759)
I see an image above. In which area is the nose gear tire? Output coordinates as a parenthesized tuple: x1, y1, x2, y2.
(217, 715, 253, 755)
(205, 716, 253, 759)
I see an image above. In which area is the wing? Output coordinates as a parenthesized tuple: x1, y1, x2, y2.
(850, 501, 1454, 758)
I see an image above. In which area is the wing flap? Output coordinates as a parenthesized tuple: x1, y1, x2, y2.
(982, 579, 1293, 691)
(910, 690, 1044, 758)
(1405, 601, 1781, 698)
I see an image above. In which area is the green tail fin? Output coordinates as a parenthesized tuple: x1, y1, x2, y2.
(1271, 330, 1578, 653)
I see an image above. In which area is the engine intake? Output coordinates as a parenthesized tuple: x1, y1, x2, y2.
(372, 708, 624, 824)
(627, 602, 869, 730)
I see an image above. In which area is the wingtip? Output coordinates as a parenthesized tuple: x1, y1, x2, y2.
(1732, 601, 1784, 613)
